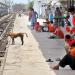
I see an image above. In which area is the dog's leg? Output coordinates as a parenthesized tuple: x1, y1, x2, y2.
(25, 33, 28, 37)
(21, 36, 24, 45)
(12, 38, 15, 45)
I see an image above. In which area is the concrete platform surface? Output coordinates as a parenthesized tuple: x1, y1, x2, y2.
(3, 15, 56, 75)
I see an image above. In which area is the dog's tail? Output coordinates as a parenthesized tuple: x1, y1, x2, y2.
(23, 33, 28, 37)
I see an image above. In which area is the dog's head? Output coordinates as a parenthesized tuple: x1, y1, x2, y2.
(6, 32, 15, 37)
(6, 32, 11, 36)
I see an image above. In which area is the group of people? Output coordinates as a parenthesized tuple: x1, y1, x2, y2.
(46, 6, 75, 70)
(28, 7, 75, 70)
(49, 7, 75, 70)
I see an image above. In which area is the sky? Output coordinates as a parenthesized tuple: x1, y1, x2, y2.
(12, 0, 33, 4)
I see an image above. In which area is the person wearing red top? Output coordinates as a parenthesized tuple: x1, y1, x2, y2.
(73, 15, 75, 26)
(70, 27, 75, 34)
(48, 26, 64, 39)
(65, 34, 75, 46)
(48, 21, 55, 32)
(65, 34, 75, 53)
(53, 27, 64, 39)
(66, 26, 71, 32)
(34, 22, 41, 31)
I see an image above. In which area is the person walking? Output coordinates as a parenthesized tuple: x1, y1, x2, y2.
(54, 7, 62, 27)
(29, 8, 38, 29)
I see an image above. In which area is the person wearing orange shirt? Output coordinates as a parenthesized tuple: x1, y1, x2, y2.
(47, 21, 55, 32)
(52, 35, 75, 70)
(48, 26, 64, 39)
(43, 19, 55, 32)
(52, 43, 75, 70)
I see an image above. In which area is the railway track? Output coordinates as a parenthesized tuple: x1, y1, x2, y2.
(0, 14, 16, 75)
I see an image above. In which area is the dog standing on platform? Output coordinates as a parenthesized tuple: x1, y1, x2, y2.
(6, 32, 28, 45)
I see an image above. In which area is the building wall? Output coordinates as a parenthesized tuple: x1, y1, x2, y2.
(13, 4, 25, 12)
(0, 0, 5, 3)
(0, 0, 8, 4)
(60, 0, 75, 8)
(33, 0, 51, 18)
(0, 0, 8, 16)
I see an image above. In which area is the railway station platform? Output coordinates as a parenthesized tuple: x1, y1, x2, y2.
(2, 14, 75, 75)
(2, 15, 55, 75)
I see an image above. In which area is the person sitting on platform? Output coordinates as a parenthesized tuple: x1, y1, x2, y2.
(54, 27, 64, 39)
(52, 42, 75, 70)
(65, 34, 75, 53)
(49, 26, 64, 39)
(43, 18, 54, 32)
(47, 21, 55, 32)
